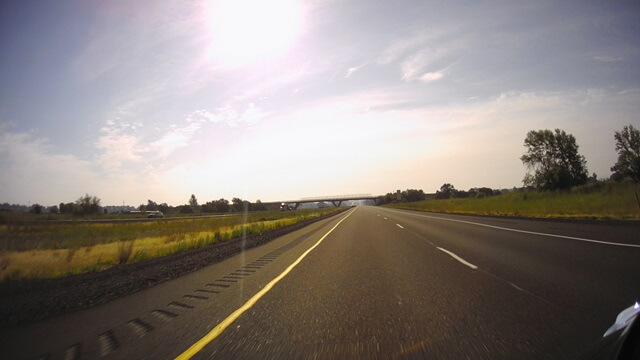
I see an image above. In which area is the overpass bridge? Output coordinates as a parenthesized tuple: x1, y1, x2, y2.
(265, 194, 379, 210)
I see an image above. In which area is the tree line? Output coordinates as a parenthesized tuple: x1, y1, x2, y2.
(137, 195, 267, 214)
(2, 194, 270, 216)
(376, 124, 639, 204)
(521, 124, 639, 190)
(375, 185, 503, 205)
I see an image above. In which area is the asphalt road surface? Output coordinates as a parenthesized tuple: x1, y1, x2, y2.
(3, 206, 640, 359)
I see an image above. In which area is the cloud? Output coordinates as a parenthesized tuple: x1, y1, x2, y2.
(150, 121, 203, 157)
(377, 33, 432, 65)
(0, 126, 103, 204)
(593, 55, 623, 62)
(419, 71, 445, 83)
(96, 123, 146, 173)
(206, 103, 269, 127)
(401, 48, 452, 81)
(345, 62, 368, 78)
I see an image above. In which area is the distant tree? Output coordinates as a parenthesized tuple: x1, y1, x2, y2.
(48, 205, 59, 214)
(214, 198, 230, 213)
(138, 204, 146, 211)
(146, 200, 158, 211)
(178, 204, 193, 214)
(74, 194, 102, 215)
(232, 198, 244, 212)
(59, 202, 75, 214)
(31, 204, 43, 214)
(202, 199, 228, 213)
(231, 198, 253, 212)
(611, 124, 640, 182)
(189, 194, 199, 212)
(201, 201, 213, 213)
(467, 187, 497, 198)
(402, 189, 426, 202)
(520, 129, 588, 190)
(253, 200, 267, 211)
(477, 187, 494, 197)
(158, 203, 170, 213)
(436, 183, 456, 199)
(376, 193, 395, 205)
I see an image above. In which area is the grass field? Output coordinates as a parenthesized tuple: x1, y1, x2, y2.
(0, 208, 340, 282)
(385, 181, 640, 220)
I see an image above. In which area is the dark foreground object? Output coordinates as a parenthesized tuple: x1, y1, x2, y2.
(578, 303, 640, 360)
(0, 209, 348, 329)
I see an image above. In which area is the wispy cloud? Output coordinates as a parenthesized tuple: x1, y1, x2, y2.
(150, 122, 203, 158)
(96, 122, 146, 173)
(345, 62, 368, 78)
(400, 48, 455, 82)
(593, 55, 623, 62)
(206, 103, 270, 127)
(419, 71, 445, 83)
(0, 125, 102, 204)
(377, 32, 433, 65)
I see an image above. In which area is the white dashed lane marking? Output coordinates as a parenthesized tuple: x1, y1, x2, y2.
(436, 247, 478, 270)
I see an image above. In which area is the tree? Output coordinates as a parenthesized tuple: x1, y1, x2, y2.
(146, 200, 158, 211)
(74, 194, 102, 215)
(520, 129, 588, 190)
(232, 197, 244, 212)
(214, 198, 230, 213)
(31, 204, 43, 214)
(253, 200, 267, 211)
(59, 202, 75, 214)
(402, 189, 426, 202)
(178, 204, 193, 214)
(158, 203, 170, 213)
(48, 205, 59, 214)
(436, 183, 456, 199)
(611, 124, 640, 182)
(231, 198, 252, 212)
(189, 194, 198, 212)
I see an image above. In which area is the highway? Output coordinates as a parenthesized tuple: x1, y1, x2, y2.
(2, 206, 640, 359)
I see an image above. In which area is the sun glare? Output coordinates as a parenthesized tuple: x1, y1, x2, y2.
(206, 0, 304, 68)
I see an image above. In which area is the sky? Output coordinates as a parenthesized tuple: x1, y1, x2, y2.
(1, 0, 639, 206)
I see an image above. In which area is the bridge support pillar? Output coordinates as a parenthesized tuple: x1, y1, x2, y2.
(294, 202, 300, 210)
(331, 201, 342, 207)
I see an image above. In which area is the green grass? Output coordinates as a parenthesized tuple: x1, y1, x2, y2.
(0, 208, 341, 282)
(0, 210, 245, 222)
(385, 181, 640, 220)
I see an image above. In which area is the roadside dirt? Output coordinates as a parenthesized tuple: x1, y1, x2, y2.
(0, 209, 348, 329)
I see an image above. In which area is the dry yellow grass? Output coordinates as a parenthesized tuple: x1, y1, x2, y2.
(0, 212, 332, 282)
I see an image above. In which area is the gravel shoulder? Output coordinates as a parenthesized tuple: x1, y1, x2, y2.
(0, 209, 349, 329)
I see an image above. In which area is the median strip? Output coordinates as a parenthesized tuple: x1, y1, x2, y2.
(175, 208, 356, 359)
(436, 247, 478, 270)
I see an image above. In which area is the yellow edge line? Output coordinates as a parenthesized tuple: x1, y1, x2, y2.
(175, 208, 356, 360)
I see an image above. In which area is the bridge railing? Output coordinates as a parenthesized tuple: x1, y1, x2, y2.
(280, 194, 377, 203)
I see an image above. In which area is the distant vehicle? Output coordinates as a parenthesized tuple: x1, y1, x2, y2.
(280, 203, 294, 211)
(147, 211, 164, 218)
